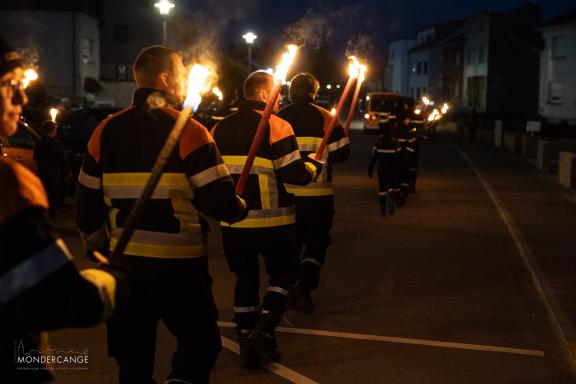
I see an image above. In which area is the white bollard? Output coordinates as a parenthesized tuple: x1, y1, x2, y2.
(559, 151, 576, 188)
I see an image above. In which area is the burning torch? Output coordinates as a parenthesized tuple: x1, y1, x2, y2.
(315, 56, 361, 160)
(235, 45, 299, 195)
(109, 64, 211, 263)
(344, 61, 367, 135)
(49, 108, 59, 123)
(23, 69, 38, 89)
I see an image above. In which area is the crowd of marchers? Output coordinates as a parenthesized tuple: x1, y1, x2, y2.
(1, 36, 356, 384)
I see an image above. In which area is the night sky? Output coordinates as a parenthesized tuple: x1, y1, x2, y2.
(181, 0, 575, 52)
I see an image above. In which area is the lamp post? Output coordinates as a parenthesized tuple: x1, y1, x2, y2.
(155, 0, 175, 45)
(242, 32, 257, 71)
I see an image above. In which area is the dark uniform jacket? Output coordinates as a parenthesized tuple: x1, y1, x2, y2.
(211, 100, 315, 244)
(0, 158, 114, 382)
(76, 88, 245, 261)
(278, 98, 350, 197)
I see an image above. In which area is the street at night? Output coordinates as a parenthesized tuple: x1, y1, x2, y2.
(2, 1, 576, 383)
(43, 128, 576, 383)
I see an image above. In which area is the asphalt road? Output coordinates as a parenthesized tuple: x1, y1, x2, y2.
(46, 128, 576, 383)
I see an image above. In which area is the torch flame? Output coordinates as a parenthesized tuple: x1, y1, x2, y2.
(348, 56, 361, 78)
(330, 108, 336, 116)
(273, 45, 299, 84)
(358, 64, 367, 83)
(441, 103, 450, 114)
(23, 68, 39, 89)
(183, 64, 211, 112)
(212, 86, 223, 101)
(422, 96, 431, 106)
(49, 108, 59, 123)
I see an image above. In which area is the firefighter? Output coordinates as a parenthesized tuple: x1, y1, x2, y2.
(33, 120, 72, 218)
(75, 45, 248, 384)
(0, 36, 121, 383)
(368, 123, 400, 215)
(405, 97, 423, 193)
(277, 72, 350, 313)
(211, 70, 323, 367)
(395, 97, 413, 206)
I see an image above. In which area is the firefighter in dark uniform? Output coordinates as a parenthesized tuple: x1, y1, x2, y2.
(0, 37, 121, 384)
(277, 72, 350, 313)
(211, 71, 323, 366)
(394, 97, 413, 206)
(75, 46, 248, 384)
(405, 97, 423, 193)
(33, 120, 72, 218)
(368, 122, 400, 215)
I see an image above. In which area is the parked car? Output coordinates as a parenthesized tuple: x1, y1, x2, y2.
(0, 121, 38, 173)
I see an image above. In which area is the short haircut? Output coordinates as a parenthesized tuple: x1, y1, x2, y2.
(243, 71, 273, 100)
(289, 72, 319, 102)
(133, 45, 178, 87)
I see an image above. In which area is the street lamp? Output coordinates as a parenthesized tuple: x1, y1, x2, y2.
(242, 32, 257, 71)
(155, 0, 175, 45)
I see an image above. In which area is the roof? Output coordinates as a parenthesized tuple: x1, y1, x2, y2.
(541, 8, 576, 29)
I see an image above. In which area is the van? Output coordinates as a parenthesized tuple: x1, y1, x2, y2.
(363, 91, 400, 133)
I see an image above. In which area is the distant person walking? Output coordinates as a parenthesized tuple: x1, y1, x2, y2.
(33, 120, 71, 218)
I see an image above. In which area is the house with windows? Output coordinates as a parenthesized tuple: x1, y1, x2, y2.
(386, 39, 414, 96)
(407, 21, 461, 103)
(0, 1, 100, 98)
(538, 9, 576, 124)
(463, 4, 542, 114)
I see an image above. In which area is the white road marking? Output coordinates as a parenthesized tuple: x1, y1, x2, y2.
(220, 336, 319, 384)
(450, 143, 576, 371)
(218, 321, 543, 357)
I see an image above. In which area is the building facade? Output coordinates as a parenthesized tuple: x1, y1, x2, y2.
(538, 9, 576, 124)
(387, 39, 415, 96)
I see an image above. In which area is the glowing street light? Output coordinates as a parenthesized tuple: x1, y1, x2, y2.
(242, 32, 258, 71)
(155, 0, 175, 45)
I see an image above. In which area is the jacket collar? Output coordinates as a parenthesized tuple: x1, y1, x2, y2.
(240, 99, 266, 112)
(131, 88, 181, 109)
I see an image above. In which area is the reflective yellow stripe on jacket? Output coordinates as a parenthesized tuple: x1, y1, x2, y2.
(220, 156, 295, 228)
(102, 172, 206, 258)
(285, 137, 334, 197)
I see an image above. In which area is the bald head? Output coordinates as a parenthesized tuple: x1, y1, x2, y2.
(243, 71, 274, 101)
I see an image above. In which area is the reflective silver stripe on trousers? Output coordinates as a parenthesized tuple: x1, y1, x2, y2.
(273, 150, 301, 169)
(378, 192, 387, 196)
(376, 149, 397, 154)
(0, 239, 72, 303)
(234, 306, 260, 313)
(327, 137, 350, 152)
(267, 286, 290, 296)
(302, 258, 322, 268)
(78, 169, 101, 190)
(188, 164, 230, 188)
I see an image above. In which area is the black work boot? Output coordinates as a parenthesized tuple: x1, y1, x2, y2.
(236, 328, 259, 368)
(247, 311, 282, 364)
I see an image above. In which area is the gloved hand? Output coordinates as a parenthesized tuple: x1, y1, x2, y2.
(305, 153, 325, 182)
(234, 194, 250, 223)
(86, 247, 109, 263)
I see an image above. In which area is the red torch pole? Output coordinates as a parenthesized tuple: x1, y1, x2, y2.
(235, 82, 282, 195)
(344, 78, 362, 136)
(315, 75, 355, 160)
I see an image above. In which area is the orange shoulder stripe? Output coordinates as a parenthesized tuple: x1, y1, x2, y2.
(160, 107, 214, 159)
(87, 106, 135, 163)
(268, 114, 295, 145)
